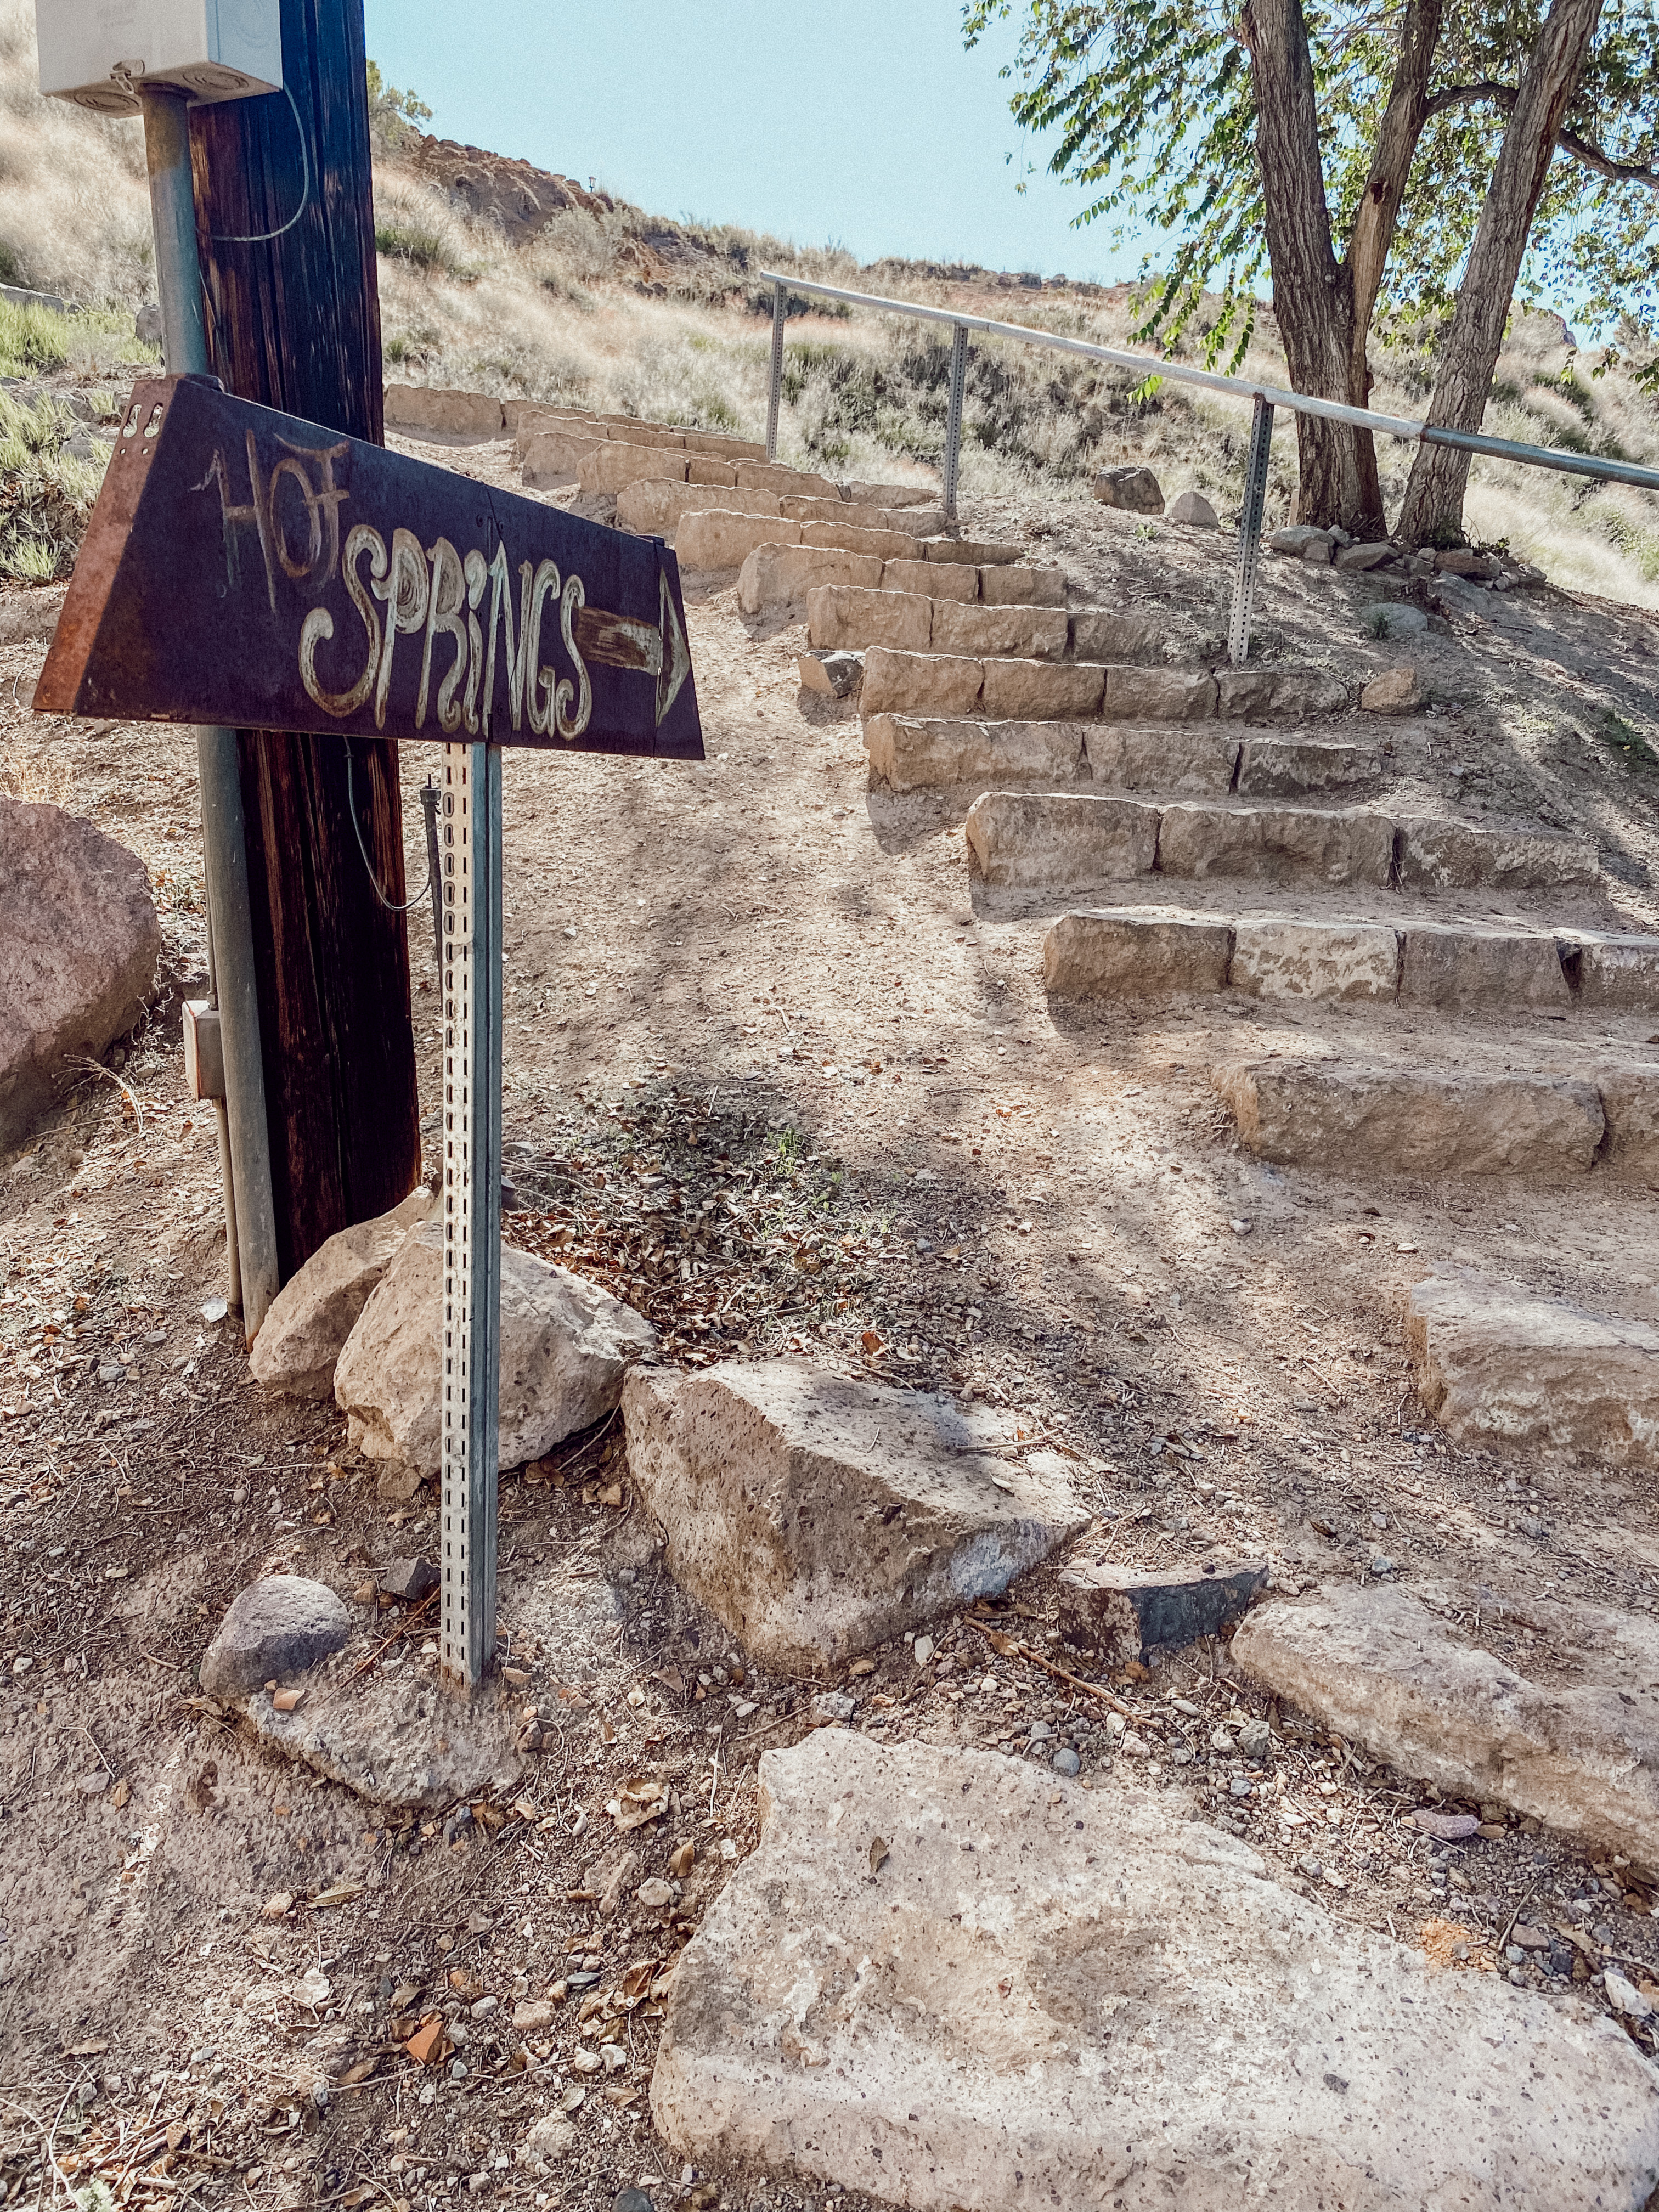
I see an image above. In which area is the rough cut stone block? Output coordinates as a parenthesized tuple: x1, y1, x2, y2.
(1400, 924, 1571, 1010)
(1231, 919, 1400, 1002)
(1362, 667, 1423, 713)
(849, 480, 936, 507)
(931, 601, 1069, 661)
(1092, 463, 1164, 512)
(980, 657, 1104, 719)
(617, 481, 783, 537)
(200, 1576, 351, 1697)
(682, 429, 768, 460)
(1058, 1557, 1268, 1661)
(966, 791, 1160, 891)
(579, 441, 688, 495)
(1407, 1266, 1659, 1466)
(805, 584, 930, 653)
(1068, 610, 1165, 663)
(250, 1186, 432, 1400)
(1599, 1073, 1659, 1184)
(1214, 665, 1349, 720)
(1084, 729, 1239, 794)
(1562, 934, 1659, 1010)
(1158, 804, 1395, 887)
(1236, 738, 1380, 797)
(384, 385, 504, 440)
(1235, 1578, 1659, 1867)
(652, 1732, 1659, 2210)
(621, 1362, 1085, 1670)
(879, 557, 975, 603)
(736, 460, 839, 498)
(860, 647, 984, 718)
(862, 716, 1088, 794)
(736, 544, 882, 614)
(1213, 1061, 1605, 1176)
(1395, 815, 1600, 890)
(676, 511, 800, 569)
(0, 799, 161, 1152)
(979, 565, 1065, 607)
(1103, 665, 1217, 720)
(335, 1219, 656, 1477)
(685, 456, 737, 487)
(519, 430, 601, 487)
(1043, 909, 1233, 999)
(797, 521, 921, 560)
(923, 538, 1023, 565)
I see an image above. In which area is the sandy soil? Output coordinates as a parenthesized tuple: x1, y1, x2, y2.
(2, 442, 1659, 2212)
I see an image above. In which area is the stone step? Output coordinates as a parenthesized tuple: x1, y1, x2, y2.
(1045, 909, 1659, 1010)
(579, 444, 841, 500)
(737, 548, 1060, 616)
(676, 510, 926, 571)
(862, 647, 1347, 724)
(1213, 1054, 1658, 1177)
(864, 715, 1377, 797)
(651, 1730, 1659, 2208)
(1407, 1266, 1659, 1465)
(964, 791, 1599, 898)
(809, 584, 1071, 661)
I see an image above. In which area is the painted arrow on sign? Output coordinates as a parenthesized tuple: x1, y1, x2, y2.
(35, 375, 703, 761)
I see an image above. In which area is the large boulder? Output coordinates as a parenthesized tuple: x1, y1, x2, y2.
(249, 1186, 433, 1400)
(622, 1361, 1087, 1671)
(200, 1575, 351, 1697)
(1234, 1579, 1659, 1866)
(0, 800, 160, 1152)
(334, 1218, 656, 1476)
(1092, 463, 1164, 514)
(652, 1731, 1659, 2207)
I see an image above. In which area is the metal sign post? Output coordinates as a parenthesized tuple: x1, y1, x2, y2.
(34, 373, 704, 1695)
(439, 740, 503, 1687)
(1228, 394, 1275, 668)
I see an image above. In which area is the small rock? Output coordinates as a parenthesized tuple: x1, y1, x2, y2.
(1237, 1718, 1273, 1764)
(669, 1840, 696, 1877)
(813, 1691, 856, 1724)
(1607, 1968, 1652, 2019)
(1028, 1720, 1053, 1743)
(1268, 524, 1332, 558)
(249, 1189, 431, 1400)
(1058, 1559, 1269, 1667)
(1052, 1747, 1081, 1777)
(797, 650, 863, 699)
(636, 1877, 674, 1910)
(1168, 489, 1218, 529)
(613, 2190, 655, 2212)
(1361, 667, 1423, 714)
(200, 1576, 351, 1699)
(470, 1995, 498, 2019)
(515, 2114, 577, 2171)
(1335, 541, 1396, 572)
(912, 1635, 935, 1668)
(512, 2000, 557, 2033)
(1093, 465, 1164, 515)
(1512, 1924, 1550, 1951)
(381, 1556, 441, 1604)
(262, 1891, 294, 1919)
(599, 2042, 628, 2072)
(201, 1296, 229, 1324)
(1367, 603, 1428, 640)
(1410, 1809, 1482, 1841)
(134, 301, 163, 348)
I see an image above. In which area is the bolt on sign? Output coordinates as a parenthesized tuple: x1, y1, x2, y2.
(35, 373, 706, 1690)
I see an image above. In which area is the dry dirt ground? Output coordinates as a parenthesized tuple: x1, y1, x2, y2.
(3, 441, 1659, 2212)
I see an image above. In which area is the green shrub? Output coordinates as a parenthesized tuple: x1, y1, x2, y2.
(0, 389, 106, 581)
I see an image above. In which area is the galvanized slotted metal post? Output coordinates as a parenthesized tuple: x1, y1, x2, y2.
(765, 280, 787, 463)
(943, 321, 969, 524)
(439, 740, 503, 1694)
(1228, 394, 1276, 667)
(140, 82, 280, 1336)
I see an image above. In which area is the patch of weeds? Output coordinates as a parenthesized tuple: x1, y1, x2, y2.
(0, 389, 105, 582)
(1363, 607, 1392, 640)
(1599, 709, 1659, 774)
(375, 221, 477, 280)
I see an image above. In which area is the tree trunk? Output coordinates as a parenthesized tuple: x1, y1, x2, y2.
(1398, 0, 1606, 545)
(1346, 0, 1445, 404)
(190, 0, 422, 1280)
(1243, 0, 1383, 534)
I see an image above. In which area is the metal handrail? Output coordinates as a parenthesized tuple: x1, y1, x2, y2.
(758, 268, 1659, 662)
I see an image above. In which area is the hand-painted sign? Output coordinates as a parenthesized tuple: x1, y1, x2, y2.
(35, 374, 703, 760)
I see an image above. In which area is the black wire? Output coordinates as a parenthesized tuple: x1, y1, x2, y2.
(345, 743, 432, 913)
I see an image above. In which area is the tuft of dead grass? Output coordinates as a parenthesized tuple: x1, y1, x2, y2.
(0, 388, 106, 581)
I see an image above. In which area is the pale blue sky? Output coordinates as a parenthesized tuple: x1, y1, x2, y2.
(360, 0, 1145, 283)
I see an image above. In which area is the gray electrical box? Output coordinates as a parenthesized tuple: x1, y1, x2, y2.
(36, 1, 282, 115)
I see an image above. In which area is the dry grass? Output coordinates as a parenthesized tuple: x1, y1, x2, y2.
(0, 0, 1654, 602)
(0, 387, 106, 581)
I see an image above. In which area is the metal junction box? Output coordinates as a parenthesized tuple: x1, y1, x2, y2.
(36, 1, 283, 114)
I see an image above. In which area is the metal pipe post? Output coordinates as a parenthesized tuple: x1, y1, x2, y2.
(943, 322, 968, 523)
(765, 280, 786, 463)
(419, 777, 443, 973)
(140, 84, 280, 1335)
(1228, 394, 1275, 668)
(438, 740, 503, 1693)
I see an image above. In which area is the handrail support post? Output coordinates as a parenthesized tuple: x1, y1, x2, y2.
(1229, 394, 1274, 668)
(765, 280, 786, 464)
(943, 321, 968, 523)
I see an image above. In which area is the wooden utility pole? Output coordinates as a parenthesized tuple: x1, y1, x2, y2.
(188, 0, 421, 1279)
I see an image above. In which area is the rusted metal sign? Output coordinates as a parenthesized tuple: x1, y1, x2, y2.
(34, 374, 704, 760)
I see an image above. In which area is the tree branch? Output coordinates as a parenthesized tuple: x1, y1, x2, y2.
(1426, 79, 1659, 188)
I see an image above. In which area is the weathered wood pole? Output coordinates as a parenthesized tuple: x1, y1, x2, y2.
(188, 0, 421, 1280)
